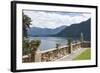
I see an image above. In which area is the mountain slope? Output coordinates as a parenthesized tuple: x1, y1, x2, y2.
(53, 19, 91, 40)
(27, 25, 66, 36)
(28, 19, 91, 41)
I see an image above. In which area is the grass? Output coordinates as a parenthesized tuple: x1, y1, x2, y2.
(73, 48, 91, 60)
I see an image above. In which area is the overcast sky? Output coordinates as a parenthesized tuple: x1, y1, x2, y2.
(23, 10, 91, 29)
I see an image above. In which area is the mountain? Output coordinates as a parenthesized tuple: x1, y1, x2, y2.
(27, 25, 66, 36)
(53, 19, 91, 41)
(28, 19, 91, 41)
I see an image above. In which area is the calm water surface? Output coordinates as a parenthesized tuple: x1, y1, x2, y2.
(29, 37, 68, 51)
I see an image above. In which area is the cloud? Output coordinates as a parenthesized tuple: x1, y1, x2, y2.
(23, 10, 91, 29)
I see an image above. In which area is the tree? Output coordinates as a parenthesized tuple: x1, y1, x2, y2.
(22, 13, 32, 56)
(56, 43, 60, 49)
(23, 39, 41, 62)
(67, 32, 72, 54)
(67, 38, 72, 54)
(23, 13, 32, 37)
(23, 39, 30, 55)
(56, 43, 60, 58)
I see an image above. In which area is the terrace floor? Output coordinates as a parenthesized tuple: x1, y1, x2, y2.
(56, 48, 90, 61)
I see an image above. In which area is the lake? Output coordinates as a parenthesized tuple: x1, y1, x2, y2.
(29, 37, 68, 51)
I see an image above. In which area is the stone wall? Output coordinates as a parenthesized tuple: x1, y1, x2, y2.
(40, 42, 81, 62)
(81, 41, 91, 48)
(22, 41, 90, 62)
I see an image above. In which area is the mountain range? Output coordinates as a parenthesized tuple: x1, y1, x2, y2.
(28, 18, 91, 41)
(28, 25, 66, 36)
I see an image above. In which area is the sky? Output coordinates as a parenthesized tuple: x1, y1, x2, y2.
(23, 10, 91, 29)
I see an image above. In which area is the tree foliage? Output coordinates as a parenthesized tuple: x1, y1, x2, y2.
(23, 39, 41, 55)
(22, 13, 41, 56)
(23, 13, 32, 37)
(56, 43, 60, 49)
(23, 39, 31, 55)
(29, 40, 41, 51)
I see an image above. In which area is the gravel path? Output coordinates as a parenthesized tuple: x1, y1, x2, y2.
(56, 48, 89, 61)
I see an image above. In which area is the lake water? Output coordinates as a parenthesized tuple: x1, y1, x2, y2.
(29, 37, 68, 51)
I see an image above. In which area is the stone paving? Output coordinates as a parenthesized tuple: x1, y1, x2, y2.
(56, 48, 89, 61)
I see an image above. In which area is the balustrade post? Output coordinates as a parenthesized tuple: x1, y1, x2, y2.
(30, 46, 39, 62)
(34, 50, 41, 62)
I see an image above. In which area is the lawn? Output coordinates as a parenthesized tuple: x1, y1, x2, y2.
(73, 48, 91, 60)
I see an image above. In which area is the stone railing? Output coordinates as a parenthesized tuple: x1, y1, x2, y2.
(22, 41, 90, 62)
(81, 41, 91, 48)
(41, 42, 81, 62)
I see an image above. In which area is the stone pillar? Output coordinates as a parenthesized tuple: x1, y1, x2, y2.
(31, 51, 35, 62)
(34, 50, 41, 62)
(30, 47, 38, 62)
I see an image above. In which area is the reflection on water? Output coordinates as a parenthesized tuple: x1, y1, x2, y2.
(29, 37, 68, 51)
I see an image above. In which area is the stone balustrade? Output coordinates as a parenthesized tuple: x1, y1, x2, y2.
(22, 41, 90, 62)
(41, 42, 81, 62)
